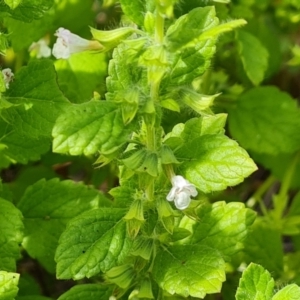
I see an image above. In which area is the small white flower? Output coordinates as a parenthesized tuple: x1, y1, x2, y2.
(52, 27, 103, 59)
(166, 175, 198, 210)
(29, 39, 51, 58)
(1, 68, 14, 89)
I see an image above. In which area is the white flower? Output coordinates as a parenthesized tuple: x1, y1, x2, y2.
(1, 68, 14, 89)
(166, 175, 198, 210)
(52, 27, 103, 59)
(29, 39, 51, 58)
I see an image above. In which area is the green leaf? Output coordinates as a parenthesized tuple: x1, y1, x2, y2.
(0, 198, 23, 272)
(244, 218, 284, 278)
(0, 0, 53, 22)
(55, 208, 132, 279)
(272, 284, 300, 300)
(236, 29, 269, 86)
(57, 284, 113, 300)
(4, 0, 22, 9)
(0, 271, 19, 300)
(119, 0, 146, 27)
(17, 178, 110, 273)
(16, 296, 52, 300)
(153, 245, 225, 298)
(55, 52, 107, 104)
(228, 86, 300, 155)
(53, 100, 134, 156)
(188, 201, 256, 259)
(0, 120, 49, 164)
(166, 6, 219, 51)
(2, 60, 69, 140)
(235, 263, 274, 300)
(176, 134, 257, 193)
(167, 38, 216, 85)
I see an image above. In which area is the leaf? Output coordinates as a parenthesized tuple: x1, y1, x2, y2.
(57, 284, 113, 300)
(244, 218, 284, 278)
(153, 245, 226, 298)
(55, 208, 132, 279)
(17, 178, 110, 273)
(188, 201, 256, 259)
(55, 52, 107, 104)
(272, 284, 300, 300)
(0, 0, 53, 22)
(119, 0, 146, 27)
(235, 263, 274, 300)
(166, 6, 218, 51)
(0, 271, 19, 300)
(53, 100, 135, 156)
(236, 29, 269, 86)
(176, 134, 257, 193)
(4, 0, 21, 9)
(2, 59, 69, 140)
(228, 86, 300, 155)
(167, 38, 217, 85)
(0, 119, 49, 164)
(16, 296, 52, 300)
(0, 198, 23, 272)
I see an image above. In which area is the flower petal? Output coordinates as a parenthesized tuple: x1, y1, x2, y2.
(174, 191, 191, 210)
(166, 187, 176, 201)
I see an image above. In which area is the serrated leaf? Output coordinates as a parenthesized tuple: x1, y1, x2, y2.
(228, 86, 300, 155)
(153, 245, 225, 298)
(17, 178, 110, 273)
(166, 6, 218, 51)
(188, 201, 256, 259)
(119, 0, 145, 26)
(0, 198, 23, 272)
(55, 52, 107, 104)
(167, 38, 216, 85)
(55, 208, 132, 279)
(0, 271, 19, 300)
(0, 119, 49, 164)
(57, 284, 113, 300)
(2, 60, 69, 140)
(52, 100, 135, 156)
(272, 284, 300, 300)
(176, 134, 257, 193)
(236, 30, 268, 86)
(244, 218, 283, 278)
(235, 263, 274, 300)
(0, 0, 53, 22)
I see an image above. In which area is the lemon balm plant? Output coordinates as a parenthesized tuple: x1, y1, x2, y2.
(1, 0, 300, 299)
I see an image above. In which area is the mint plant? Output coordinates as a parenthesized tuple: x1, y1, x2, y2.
(1, 0, 300, 299)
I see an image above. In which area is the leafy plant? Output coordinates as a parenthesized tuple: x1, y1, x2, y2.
(1, 0, 300, 299)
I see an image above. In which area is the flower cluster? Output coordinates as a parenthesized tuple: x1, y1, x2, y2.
(166, 175, 198, 210)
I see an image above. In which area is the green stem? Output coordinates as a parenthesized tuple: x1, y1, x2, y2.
(273, 151, 300, 218)
(246, 175, 276, 216)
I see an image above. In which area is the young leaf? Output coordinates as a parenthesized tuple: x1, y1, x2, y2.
(0, 198, 23, 272)
(1, 59, 69, 140)
(228, 86, 300, 155)
(153, 245, 226, 298)
(235, 263, 274, 300)
(176, 134, 257, 193)
(4, 0, 22, 9)
(57, 284, 113, 300)
(236, 29, 269, 86)
(166, 6, 218, 51)
(17, 178, 110, 273)
(119, 0, 146, 27)
(0, 271, 19, 300)
(55, 52, 107, 104)
(272, 284, 300, 300)
(187, 201, 256, 259)
(52, 100, 135, 156)
(0, 0, 53, 22)
(55, 208, 132, 279)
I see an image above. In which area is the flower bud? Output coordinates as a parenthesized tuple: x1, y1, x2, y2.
(124, 199, 145, 238)
(160, 144, 179, 165)
(1, 68, 14, 90)
(157, 197, 175, 233)
(28, 38, 51, 58)
(105, 264, 135, 289)
(138, 277, 154, 299)
(131, 236, 154, 261)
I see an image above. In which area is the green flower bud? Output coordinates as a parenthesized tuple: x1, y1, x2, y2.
(131, 236, 154, 260)
(138, 277, 154, 299)
(156, 197, 175, 233)
(105, 264, 135, 289)
(124, 199, 145, 238)
(160, 144, 179, 165)
(122, 149, 148, 170)
(90, 27, 137, 51)
(144, 12, 155, 34)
